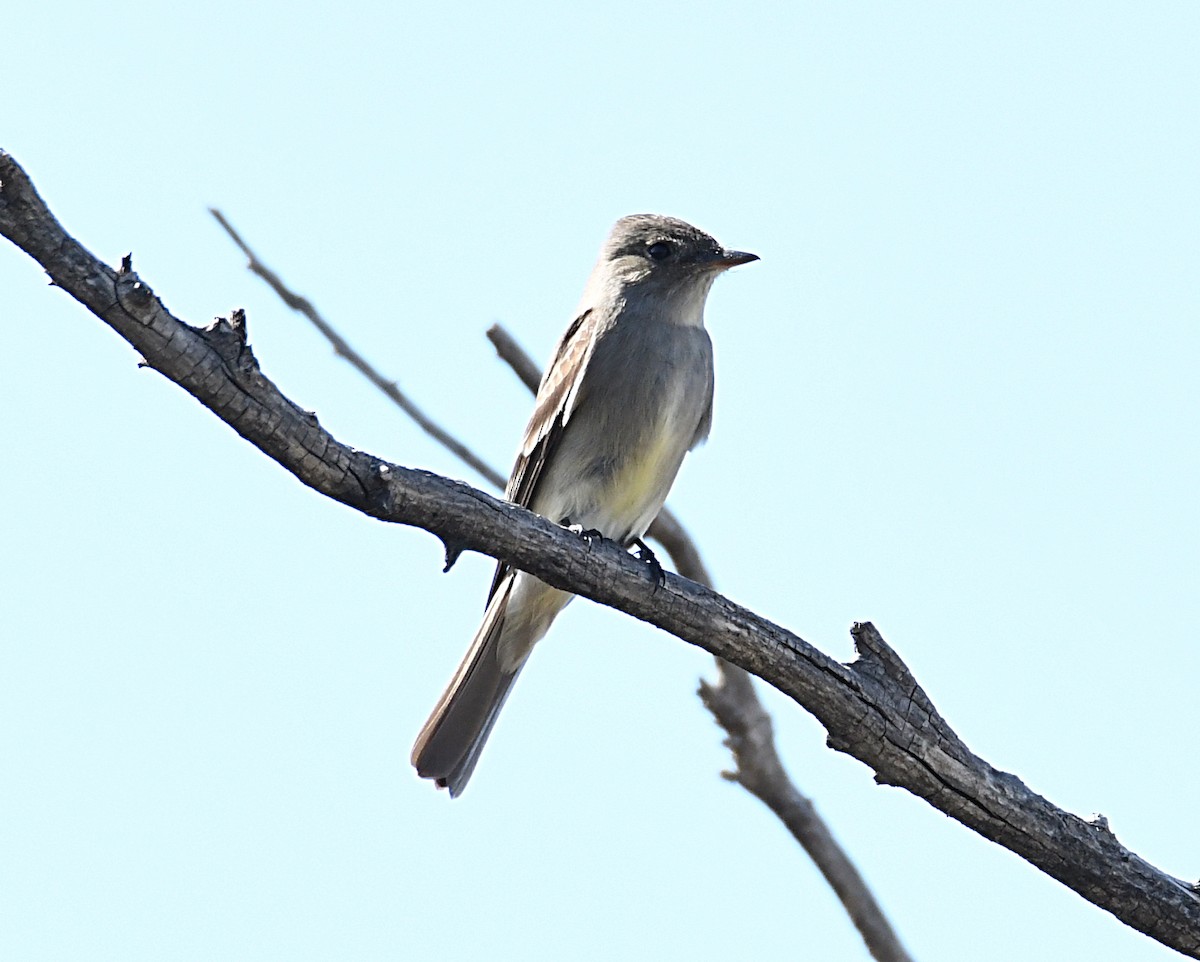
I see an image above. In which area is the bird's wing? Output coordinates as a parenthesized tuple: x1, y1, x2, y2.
(485, 308, 598, 602)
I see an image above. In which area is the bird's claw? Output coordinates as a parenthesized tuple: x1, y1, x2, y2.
(631, 537, 666, 588)
(561, 518, 604, 545)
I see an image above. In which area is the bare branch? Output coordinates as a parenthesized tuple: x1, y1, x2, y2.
(486, 323, 543, 394)
(209, 208, 504, 490)
(699, 662, 913, 962)
(4, 151, 1198, 958)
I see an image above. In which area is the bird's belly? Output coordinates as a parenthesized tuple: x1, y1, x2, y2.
(595, 426, 685, 539)
(534, 403, 692, 546)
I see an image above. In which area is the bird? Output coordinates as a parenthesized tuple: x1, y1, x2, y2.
(411, 214, 758, 796)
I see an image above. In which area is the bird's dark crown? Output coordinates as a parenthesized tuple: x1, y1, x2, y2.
(604, 214, 723, 271)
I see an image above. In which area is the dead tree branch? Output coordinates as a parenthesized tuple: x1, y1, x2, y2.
(3, 151, 1197, 958)
(698, 662, 913, 962)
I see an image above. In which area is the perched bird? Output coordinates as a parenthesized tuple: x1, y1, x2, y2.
(411, 214, 757, 796)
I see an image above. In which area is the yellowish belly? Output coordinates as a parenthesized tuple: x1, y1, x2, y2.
(602, 423, 686, 538)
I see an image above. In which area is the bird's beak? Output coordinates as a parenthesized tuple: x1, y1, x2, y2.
(713, 249, 760, 270)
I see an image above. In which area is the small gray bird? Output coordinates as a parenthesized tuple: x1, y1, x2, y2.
(411, 214, 757, 796)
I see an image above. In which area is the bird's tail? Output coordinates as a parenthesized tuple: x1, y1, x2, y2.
(410, 578, 527, 797)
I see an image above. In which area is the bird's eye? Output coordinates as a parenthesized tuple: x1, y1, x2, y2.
(646, 241, 674, 261)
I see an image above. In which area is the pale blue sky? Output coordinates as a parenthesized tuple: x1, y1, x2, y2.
(3, 3, 1198, 960)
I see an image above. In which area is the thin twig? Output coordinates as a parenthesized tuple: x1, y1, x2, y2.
(209, 209, 504, 490)
(485, 323, 543, 393)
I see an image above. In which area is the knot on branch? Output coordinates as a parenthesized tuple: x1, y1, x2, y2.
(114, 255, 159, 320)
(202, 308, 264, 383)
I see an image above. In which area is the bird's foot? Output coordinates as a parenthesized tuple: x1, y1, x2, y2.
(631, 536, 667, 589)
(561, 518, 604, 546)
